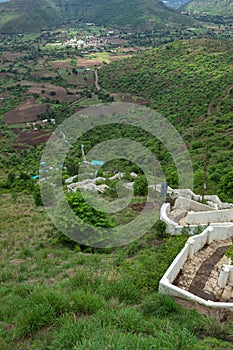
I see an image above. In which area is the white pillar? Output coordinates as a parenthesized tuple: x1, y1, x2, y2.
(188, 239, 195, 259)
(207, 226, 214, 245)
(218, 265, 230, 288)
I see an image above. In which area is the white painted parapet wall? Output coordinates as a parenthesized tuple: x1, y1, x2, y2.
(160, 201, 206, 235)
(166, 188, 233, 210)
(186, 209, 233, 225)
(159, 223, 233, 310)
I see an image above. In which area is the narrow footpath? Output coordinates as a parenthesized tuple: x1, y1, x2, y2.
(95, 69, 101, 91)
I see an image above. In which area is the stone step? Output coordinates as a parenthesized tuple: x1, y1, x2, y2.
(175, 240, 232, 302)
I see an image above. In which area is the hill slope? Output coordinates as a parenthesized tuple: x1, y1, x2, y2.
(98, 39, 233, 198)
(184, 0, 233, 16)
(0, 0, 193, 33)
(0, 0, 64, 33)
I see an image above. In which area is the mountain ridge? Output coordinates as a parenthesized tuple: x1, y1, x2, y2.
(184, 0, 233, 16)
(0, 0, 193, 33)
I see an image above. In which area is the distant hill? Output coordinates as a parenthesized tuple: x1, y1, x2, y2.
(184, 0, 233, 16)
(0, 0, 194, 33)
(0, 0, 64, 33)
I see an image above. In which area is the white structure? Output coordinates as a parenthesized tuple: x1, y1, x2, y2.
(67, 177, 108, 193)
(160, 190, 233, 235)
(159, 223, 233, 310)
(186, 208, 233, 225)
(160, 201, 207, 235)
(108, 172, 125, 180)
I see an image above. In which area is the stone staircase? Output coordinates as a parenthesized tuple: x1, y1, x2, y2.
(175, 239, 233, 302)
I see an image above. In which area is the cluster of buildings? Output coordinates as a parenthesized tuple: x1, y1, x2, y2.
(26, 118, 56, 130)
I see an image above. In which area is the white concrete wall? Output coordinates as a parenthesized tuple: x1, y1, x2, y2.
(188, 226, 210, 257)
(208, 223, 233, 243)
(229, 267, 233, 286)
(161, 242, 190, 283)
(160, 203, 179, 234)
(159, 279, 233, 311)
(160, 202, 206, 235)
(175, 197, 215, 212)
(187, 209, 233, 225)
(159, 223, 233, 310)
(167, 188, 200, 201)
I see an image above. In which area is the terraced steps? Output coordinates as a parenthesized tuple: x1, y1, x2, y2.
(174, 239, 232, 302)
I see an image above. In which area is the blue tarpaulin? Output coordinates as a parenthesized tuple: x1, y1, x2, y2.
(90, 160, 104, 166)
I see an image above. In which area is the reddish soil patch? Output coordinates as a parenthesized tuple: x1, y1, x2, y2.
(4, 98, 49, 124)
(109, 55, 131, 62)
(128, 201, 160, 213)
(3, 52, 22, 61)
(111, 93, 150, 106)
(119, 47, 145, 53)
(30, 72, 59, 79)
(12, 129, 53, 146)
(19, 80, 78, 103)
(77, 58, 103, 67)
(50, 61, 73, 69)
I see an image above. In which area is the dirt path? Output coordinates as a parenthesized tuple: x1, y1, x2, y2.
(95, 69, 101, 91)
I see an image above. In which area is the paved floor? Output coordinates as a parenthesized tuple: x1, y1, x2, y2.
(174, 240, 233, 302)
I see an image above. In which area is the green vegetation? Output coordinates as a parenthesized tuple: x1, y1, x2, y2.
(0, 17, 233, 350)
(185, 0, 233, 17)
(0, 194, 233, 349)
(0, 0, 195, 33)
(99, 38, 233, 201)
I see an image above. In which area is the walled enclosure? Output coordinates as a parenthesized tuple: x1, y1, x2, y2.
(159, 223, 233, 310)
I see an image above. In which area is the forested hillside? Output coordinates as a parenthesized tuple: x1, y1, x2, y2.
(184, 0, 233, 16)
(99, 39, 233, 200)
(0, 0, 194, 33)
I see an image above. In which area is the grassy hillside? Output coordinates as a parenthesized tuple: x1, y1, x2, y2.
(184, 0, 233, 16)
(98, 39, 233, 200)
(0, 0, 64, 33)
(1, 193, 233, 350)
(0, 0, 194, 33)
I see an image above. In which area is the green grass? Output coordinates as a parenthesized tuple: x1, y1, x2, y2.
(0, 193, 233, 349)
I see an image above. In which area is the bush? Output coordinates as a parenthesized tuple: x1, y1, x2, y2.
(133, 175, 148, 196)
(153, 220, 168, 239)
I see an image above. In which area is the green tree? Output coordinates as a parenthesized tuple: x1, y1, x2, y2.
(219, 170, 233, 202)
(133, 175, 148, 196)
(53, 190, 114, 246)
(65, 191, 114, 228)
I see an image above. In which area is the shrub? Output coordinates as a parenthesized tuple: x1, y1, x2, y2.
(133, 175, 148, 196)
